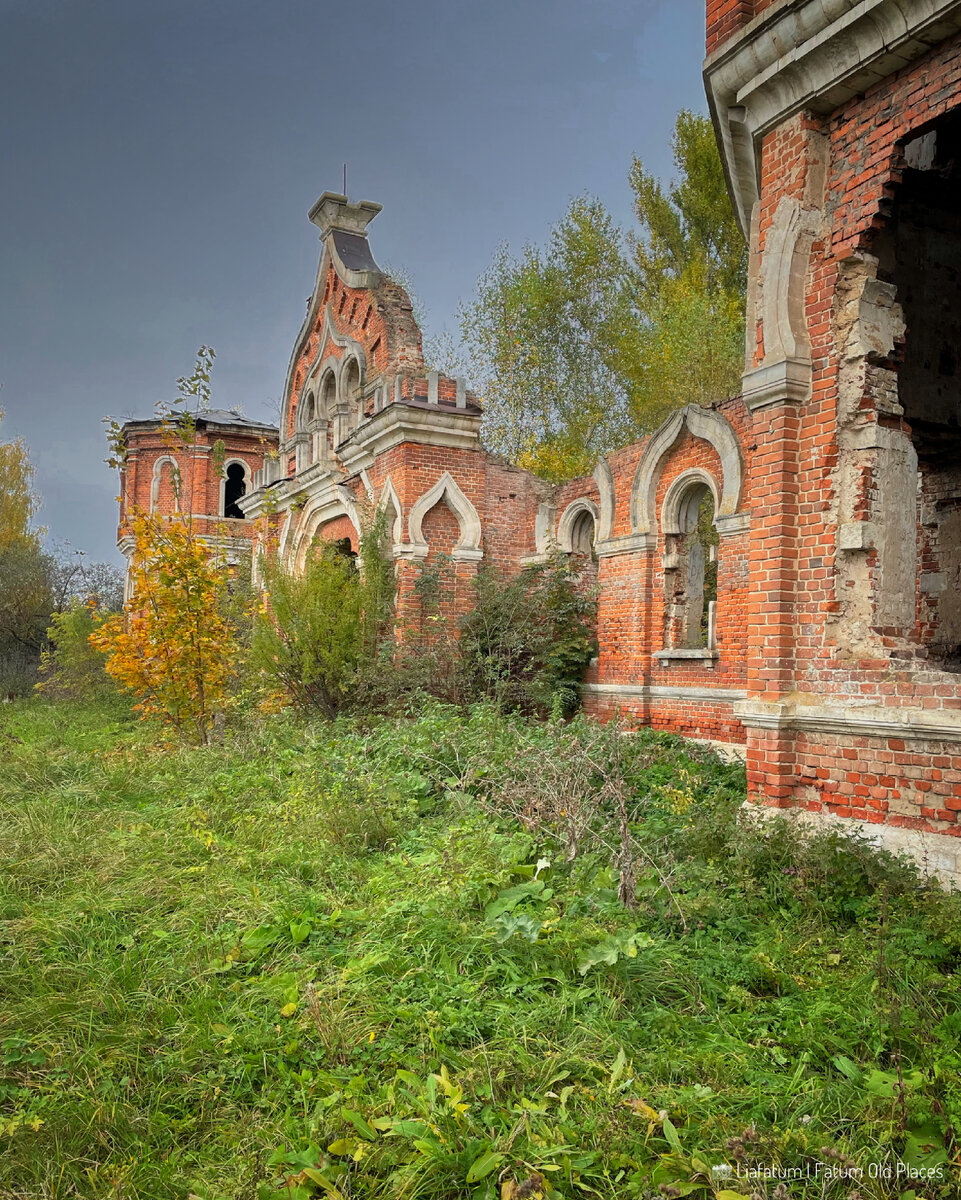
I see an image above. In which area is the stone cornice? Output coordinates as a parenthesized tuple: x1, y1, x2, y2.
(735, 699, 961, 743)
(704, 0, 961, 232)
(336, 402, 482, 475)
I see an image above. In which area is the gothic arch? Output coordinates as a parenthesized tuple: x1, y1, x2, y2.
(377, 476, 404, 546)
(150, 454, 181, 513)
(631, 405, 744, 536)
(557, 498, 600, 552)
(220, 457, 251, 519)
(407, 471, 482, 561)
(282, 301, 366, 447)
(287, 485, 363, 574)
(661, 469, 720, 537)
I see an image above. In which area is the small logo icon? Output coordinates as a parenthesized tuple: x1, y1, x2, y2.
(711, 1164, 734, 1179)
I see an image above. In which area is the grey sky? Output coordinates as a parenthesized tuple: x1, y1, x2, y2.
(0, 0, 706, 562)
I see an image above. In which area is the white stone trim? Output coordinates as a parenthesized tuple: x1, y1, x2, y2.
(150, 454, 181, 513)
(631, 405, 745, 535)
(533, 501, 558, 557)
(557, 497, 600, 553)
(743, 802, 960, 890)
(336, 403, 482, 474)
(661, 469, 720, 537)
(407, 470, 483, 559)
(286, 480, 363, 573)
(735, 700, 961, 744)
(377, 475, 404, 546)
(595, 533, 656, 558)
(593, 459, 616, 541)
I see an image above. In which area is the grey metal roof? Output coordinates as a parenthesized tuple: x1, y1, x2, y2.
(332, 230, 381, 275)
(194, 409, 278, 431)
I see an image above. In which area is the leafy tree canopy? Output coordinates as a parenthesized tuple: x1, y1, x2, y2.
(460, 111, 746, 482)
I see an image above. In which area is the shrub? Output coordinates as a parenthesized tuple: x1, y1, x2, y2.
(37, 600, 114, 700)
(457, 555, 597, 715)
(252, 514, 395, 718)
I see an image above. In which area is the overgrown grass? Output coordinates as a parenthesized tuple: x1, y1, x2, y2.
(1, 699, 959, 1199)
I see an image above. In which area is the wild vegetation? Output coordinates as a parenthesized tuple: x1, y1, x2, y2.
(1, 699, 959, 1199)
(0, 411, 122, 697)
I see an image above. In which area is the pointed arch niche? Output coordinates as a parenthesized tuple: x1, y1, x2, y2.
(631, 405, 747, 539)
(407, 471, 483, 561)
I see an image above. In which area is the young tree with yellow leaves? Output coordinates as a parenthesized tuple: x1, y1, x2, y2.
(95, 348, 243, 742)
(90, 511, 237, 743)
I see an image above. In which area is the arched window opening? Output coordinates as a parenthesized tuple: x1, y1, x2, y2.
(318, 373, 336, 459)
(570, 509, 597, 557)
(223, 462, 248, 519)
(344, 360, 362, 430)
(666, 484, 718, 650)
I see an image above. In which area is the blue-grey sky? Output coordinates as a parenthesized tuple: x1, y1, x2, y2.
(0, 0, 706, 562)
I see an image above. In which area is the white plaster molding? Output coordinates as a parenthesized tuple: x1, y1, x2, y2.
(715, 511, 750, 538)
(285, 480, 363, 573)
(661, 469, 720, 537)
(407, 470, 483, 558)
(762, 196, 817, 364)
(735, 700, 961, 744)
(534, 502, 557, 556)
(654, 648, 720, 667)
(704, 0, 961, 233)
(283, 299, 365, 448)
(741, 357, 814, 410)
(336, 402, 482, 474)
(557, 497, 600, 553)
(595, 532, 656, 558)
(631, 405, 745, 534)
(593, 459, 616, 540)
(377, 475, 404, 546)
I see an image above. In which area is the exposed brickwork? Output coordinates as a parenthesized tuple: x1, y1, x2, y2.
(705, 0, 754, 56)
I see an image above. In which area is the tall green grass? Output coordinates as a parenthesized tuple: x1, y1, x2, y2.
(1, 699, 959, 1199)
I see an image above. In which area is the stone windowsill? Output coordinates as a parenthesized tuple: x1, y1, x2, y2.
(654, 648, 719, 664)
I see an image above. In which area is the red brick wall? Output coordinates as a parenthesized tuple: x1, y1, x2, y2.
(706, 0, 753, 55)
(737, 31, 961, 837)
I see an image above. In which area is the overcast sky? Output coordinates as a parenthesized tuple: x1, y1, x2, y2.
(0, 0, 706, 562)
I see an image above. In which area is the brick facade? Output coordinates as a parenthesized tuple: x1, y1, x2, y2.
(116, 0, 961, 883)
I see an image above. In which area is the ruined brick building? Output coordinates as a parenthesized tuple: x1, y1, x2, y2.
(118, 0, 961, 883)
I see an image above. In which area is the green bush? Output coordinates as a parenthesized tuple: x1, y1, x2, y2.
(253, 515, 395, 718)
(457, 555, 597, 715)
(36, 600, 115, 700)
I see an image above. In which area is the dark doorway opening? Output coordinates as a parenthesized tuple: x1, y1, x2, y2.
(223, 462, 247, 519)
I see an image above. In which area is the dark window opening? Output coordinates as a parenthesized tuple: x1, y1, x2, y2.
(331, 537, 358, 568)
(570, 509, 597, 558)
(667, 486, 718, 649)
(873, 111, 961, 663)
(876, 111, 961, 465)
(223, 462, 247, 519)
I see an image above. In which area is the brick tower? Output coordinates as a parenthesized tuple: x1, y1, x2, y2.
(117, 410, 278, 601)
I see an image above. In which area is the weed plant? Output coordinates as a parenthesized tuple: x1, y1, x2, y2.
(1, 700, 959, 1199)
